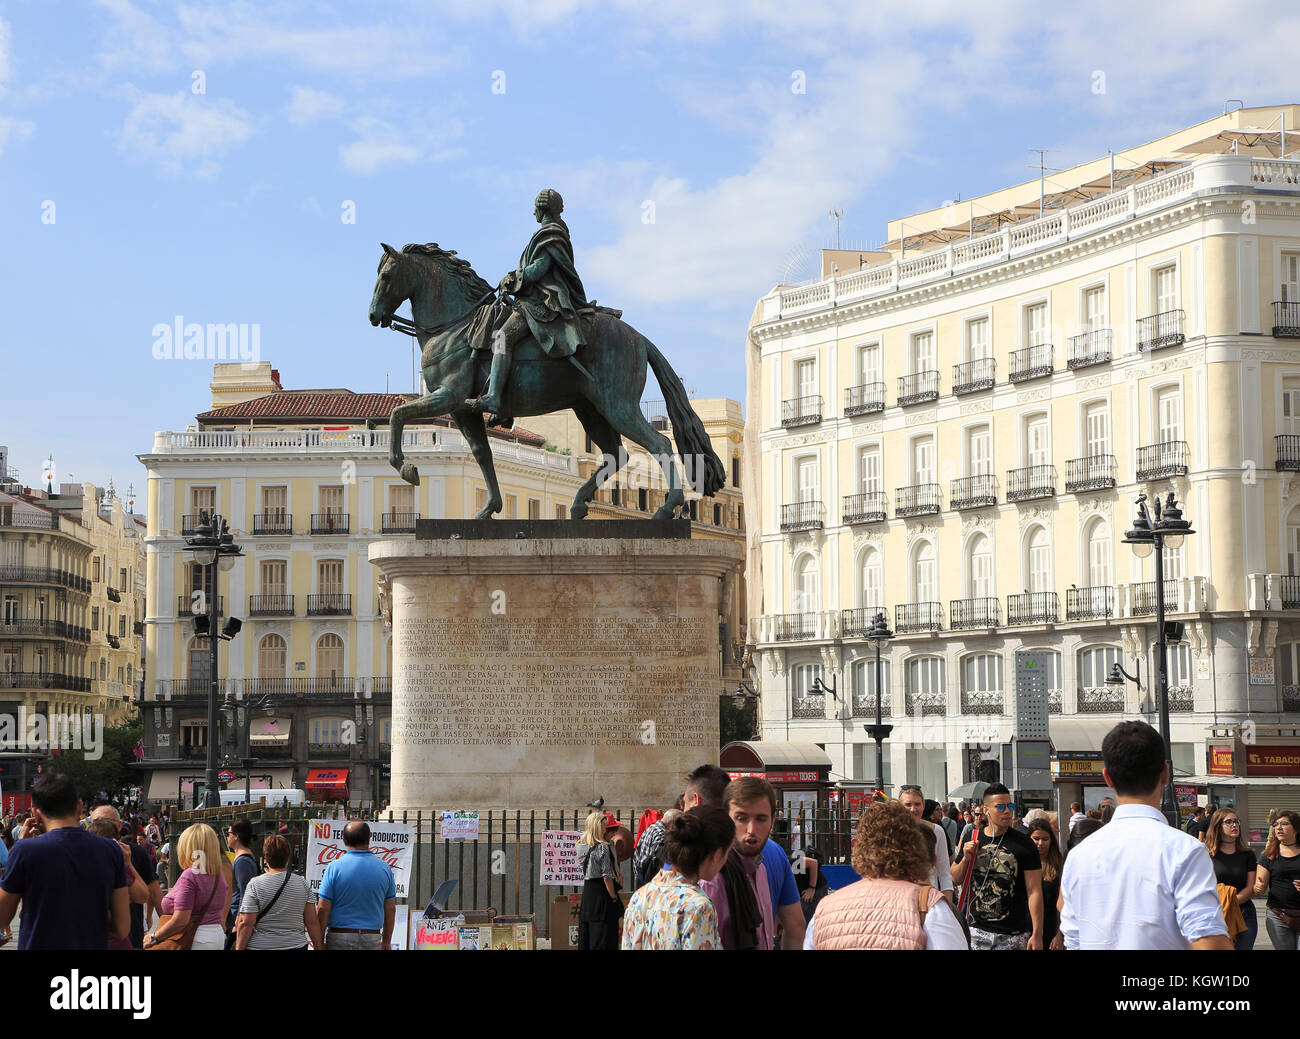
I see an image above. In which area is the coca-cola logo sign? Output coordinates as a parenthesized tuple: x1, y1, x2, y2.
(305, 819, 416, 898)
(313, 841, 407, 872)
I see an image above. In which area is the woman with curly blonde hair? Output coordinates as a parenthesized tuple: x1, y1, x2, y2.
(804, 800, 967, 950)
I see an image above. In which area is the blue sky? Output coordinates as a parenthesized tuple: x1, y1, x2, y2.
(2, 0, 1298, 493)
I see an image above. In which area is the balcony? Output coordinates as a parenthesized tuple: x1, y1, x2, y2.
(106, 587, 121, 603)
(0, 566, 90, 594)
(1168, 686, 1194, 713)
(307, 594, 352, 616)
(253, 512, 292, 535)
(844, 382, 886, 416)
(381, 511, 421, 534)
(1129, 578, 1180, 617)
(1135, 441, 1189, 481)
(1066, 329, 1113, 369)
(773, 613, 818, 641)
(1077, 686, 1125, 713)
(1067, 585, 1114, 620)
(851, 690, 883, 718)
(780, 501, 825, 532)
(1137, 309, 1185, 352)
(895, 483, 941, 518)
(180, 514, 204, 536)
(841, 607, 887, 637)
(1005, 465, 1056, 502)
(310, 513, 350, 535)
(0, 672, 91, 692)
(0, 510, 57, 530)
(1276, 435, 1300, 472)
(895, 602, 942, 634)
(952, 358, 996, 395)
(0, 619, 78, 639)
(133, 620, 144, 636)
(1282, 685, 1300, 712)
(949, 475, 998, 511)
(781, 395, 824, 429)
(949, 598, 1000, 630)
(1048, 689, 1063, 714)
(843, 492, 888, 525)
(792, 693, 825, 720)
(308, 742, 353, 756)
(249, 594, 295, 616)
(1274, 301, 1300, 338)
(1007, 591, 1059, 625)
(177, 595, 224, 617)
(1008, 344, 1054, 383)
(897, 370, 939, 407)
(106, 634, 120, 649)
(961, 689, 1004, 714)
(1066, 454, 1117, 493)
(1280, 575, 1300, 609)
(152, 677, 374, 700)
(905, 690, 946, 716)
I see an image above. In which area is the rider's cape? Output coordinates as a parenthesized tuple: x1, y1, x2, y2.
(512, 218, 590, 358)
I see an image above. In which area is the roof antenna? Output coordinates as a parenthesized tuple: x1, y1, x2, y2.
(1223, 99, 1244, 115)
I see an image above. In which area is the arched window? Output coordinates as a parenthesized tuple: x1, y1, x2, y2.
(1085, 518, 1111, 587)
(961, 653, 1004, 714)
(859, 548, 883, 610)
(791, 662, 824, 719)
(905, 656, 946, 715)
(966, 533, 993, 598)
(793, 554, 819, 614)
(852, 656, 892, 716)
(911, 540, 936, 602)
(1077, 646, 1123, 713)
(1026, 526, 1051, 594)
(258, 634, 286, 693)
(316, 633, 345, 688)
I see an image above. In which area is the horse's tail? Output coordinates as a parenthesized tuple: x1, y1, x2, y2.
(644, 338, 725, 496)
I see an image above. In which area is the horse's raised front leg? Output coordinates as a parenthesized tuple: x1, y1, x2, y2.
(389, 386, 457, 485)
(450, 408, 502, 518)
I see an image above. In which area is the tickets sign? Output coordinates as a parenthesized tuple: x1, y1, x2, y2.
(306, 818, 415, 898)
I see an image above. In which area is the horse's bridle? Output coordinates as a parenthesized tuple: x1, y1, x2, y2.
(383, 288, 501, 339)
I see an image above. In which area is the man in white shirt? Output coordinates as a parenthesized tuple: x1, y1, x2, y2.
(1067, 802, 1086, 832)
(1060, 721, 1230, 950)
(899, 785, 954, 906)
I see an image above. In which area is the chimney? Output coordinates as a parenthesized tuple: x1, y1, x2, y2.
(271, 368, 282, 389)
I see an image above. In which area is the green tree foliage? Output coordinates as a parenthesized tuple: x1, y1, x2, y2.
(46, 719, 144, 802)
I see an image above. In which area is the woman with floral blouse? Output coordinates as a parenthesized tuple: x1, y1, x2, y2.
(621, 807, 734, 950)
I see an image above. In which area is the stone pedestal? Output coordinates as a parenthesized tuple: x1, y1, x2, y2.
(369, 532, 743, 811)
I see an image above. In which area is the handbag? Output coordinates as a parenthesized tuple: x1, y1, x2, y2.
(1271, 906, 1300, 928)
(148, 871, 221, 951)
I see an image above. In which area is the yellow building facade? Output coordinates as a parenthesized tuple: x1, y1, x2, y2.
(748, 106, 1300, 820)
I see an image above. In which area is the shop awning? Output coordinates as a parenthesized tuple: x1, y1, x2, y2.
(719, 741, 832, 783)
(1181, 775, 1300, 787)
(1047, 719, 1117, 754)
(305, 767, 349, 789)
(250, 717, 291, 746)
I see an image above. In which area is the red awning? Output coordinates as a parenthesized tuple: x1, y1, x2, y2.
(304, 768, 350, 788)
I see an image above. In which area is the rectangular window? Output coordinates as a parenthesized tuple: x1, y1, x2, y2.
(859, 446, 882, 494)
(966, 318, 990, 362)
(260, 560, 286, 595)
(1154, 265, 1178, 312)
(1156, 388, 1183, 442)
(555, 503, 566, 520)
(732, 457, 741, 488)
(474, 487, 487, 512)
(638, 488, 648, 512)
(317, 560, 344, 596)
(797, 458, 819, 502)
(967, 426, 992, 476)
(3, 597, 18, 625)
(1083, 286, 1106, 331)
(389, 484, 413, 514)
(190, 486, 216, 515)
(528, 498, 541, 520)
(910, 332, 935, 374)
(180, 721, 207, 748)
(796, 358, 817, 399)
(858, 343, 881, 385)
(261, 486, 287, 519)
(1283, 379, 1300, 436)
(1026, 416, 1049, 467)
(1026, 302, 1048, 348)
(319, 485, 345, 515)
(93, 558, 101, 582)
(1084, 403, 1110, 456)
(506, 494, 518, 519)
(90, 606, 98, 629)
(1282, 253, 1300, 302)
(912, 437, 935, 484)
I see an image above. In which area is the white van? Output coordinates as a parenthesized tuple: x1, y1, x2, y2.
(219, 788, 307, 807)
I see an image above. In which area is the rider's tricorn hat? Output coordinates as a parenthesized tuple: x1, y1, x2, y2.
(535, 188, 564, 215)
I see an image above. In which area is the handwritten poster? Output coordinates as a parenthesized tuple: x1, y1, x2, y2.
(440, 810, 480, 841)
(540, 830, 583, 886)
(306, 819, 415, 898)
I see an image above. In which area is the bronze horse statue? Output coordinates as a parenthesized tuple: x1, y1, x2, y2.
(367, 243, 724, 520)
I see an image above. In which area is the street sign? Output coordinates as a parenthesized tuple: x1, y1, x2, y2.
(218, 770, 235, 784)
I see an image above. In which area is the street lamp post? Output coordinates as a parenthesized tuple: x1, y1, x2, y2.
(862, 612, 894, 792)
(186, 513, 243, 808)
(1122, 492, 1193, 828)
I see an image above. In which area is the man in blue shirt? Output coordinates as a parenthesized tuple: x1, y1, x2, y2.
(0, 773, 128, 949)
(315, 821, 397, 950)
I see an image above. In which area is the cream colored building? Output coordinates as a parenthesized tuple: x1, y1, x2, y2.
(746, 106, 1300, 824)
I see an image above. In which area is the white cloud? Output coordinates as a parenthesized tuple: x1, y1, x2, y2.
(118, 87, 257, 177)
(338, 115, 462, 175)
(0, 17, 12, 93)
(285, 86, 344, 126)
(0, 116, 34, 155)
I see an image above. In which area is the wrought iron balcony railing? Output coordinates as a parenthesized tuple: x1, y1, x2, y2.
(949, 474, 998, 511)
(1276, 434, 1300, 472)
(1137, 309, 1185, 352)
(106, 587, 122, 603)
(1077, 686, 1125, 713)
(949, 597, 1000, 630)
(1168, 686, 1194, 712)
(1066, 585, 1114, 620)
(780, 501, 825, 532)
(1007, 591, 1059, 625)
(792, 693, 826, 719)
(0, 510, 57, 530)
(773, 613, 817, 641)
(1274, 301, 1300, 338)
(1282, 684, 1300, 712)
(1280, 575, 1300, 609)
(249, 594, 294, 616)
(1066, 328, 1113, 369)
(905, 690, 946, 716)
(895, 602, 942, 634)
(180, 514, 205, 536)
(897, 370, 939, 406)
(895, 483, 941, 517)
(307, 593, 352, 616)
(843, 492, 888, 524)
(253, 512, 292, 535)
(310, 513, 350, 535)
(1130, 578, 1179, 617)
(1005, 464, 1056, 502)
(382, 511, 421, 534)
(1009, 344, 1054, 383)
(1135, 441, 1189, 480)
(841, 607, 886, 637)
(952, 358, 996, 395)
(844, 382, 886, 416)
(1047, 689, 1063, 714)
(0, 566, 90, 594)
(782, 395, 824, 428)
(961, 689, 1004, 714)
(0, 672, 92, 692)
(1065, 454, 1117, 492)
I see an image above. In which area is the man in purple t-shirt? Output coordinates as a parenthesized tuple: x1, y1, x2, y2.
(0, 773, 128, 950)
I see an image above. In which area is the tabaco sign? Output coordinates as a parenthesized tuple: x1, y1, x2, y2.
(1209, 745, 1234, 776)
(1244, 745, 1300, 777)
(1050, 751, 1105, 783)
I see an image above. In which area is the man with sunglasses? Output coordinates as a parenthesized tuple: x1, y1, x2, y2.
(951, 783, 1043, 950)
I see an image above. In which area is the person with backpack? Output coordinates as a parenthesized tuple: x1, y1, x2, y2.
(224, 818, 260, 949)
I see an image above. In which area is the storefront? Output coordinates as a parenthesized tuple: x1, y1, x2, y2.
(304, 767, 350, 802)
(719, 741, 832, 817)
(1181, 738, 1300, 845)
(144, 766, 296, 807)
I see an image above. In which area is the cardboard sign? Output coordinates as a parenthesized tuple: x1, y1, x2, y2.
(411, 914, 460, 950)
(306, 818, 415, 898)
(440, 810, 480, 841)
(540, 830, 583, 885)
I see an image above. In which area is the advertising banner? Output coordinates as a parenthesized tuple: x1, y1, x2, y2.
(306, 818, 415, 898)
